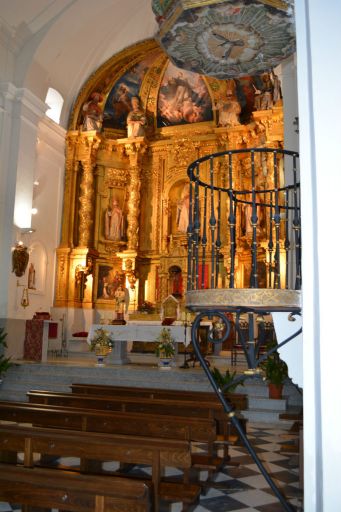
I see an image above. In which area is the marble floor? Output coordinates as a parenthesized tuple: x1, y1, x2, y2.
(0, 422, 303, 512)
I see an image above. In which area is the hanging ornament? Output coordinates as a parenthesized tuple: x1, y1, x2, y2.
(20, 287, 29, 308)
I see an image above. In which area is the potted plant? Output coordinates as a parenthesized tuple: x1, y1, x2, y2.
(0, 327, 13, 382)
(89, 328, 114, 366)
(260, 351, 288, 399)
(154, 328, 176, 370)
(210, 367, 244, 393)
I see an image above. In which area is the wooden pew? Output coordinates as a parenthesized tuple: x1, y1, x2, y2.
(0, 423, 201, 511)
(0, 400, 216, 443)
(28, 389, 247, 453)
(0, 400, 221, 494)
(70, 382, 248, 411)
(0, 462, 153, 512)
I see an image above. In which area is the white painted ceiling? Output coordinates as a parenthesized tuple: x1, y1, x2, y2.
(0, 0, 158, 125)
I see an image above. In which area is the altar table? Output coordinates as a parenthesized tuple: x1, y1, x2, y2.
(87, 323, 191, 365)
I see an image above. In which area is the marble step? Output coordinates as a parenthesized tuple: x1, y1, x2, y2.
(248, 396, 287, 411)
(241, 408, 292, 425)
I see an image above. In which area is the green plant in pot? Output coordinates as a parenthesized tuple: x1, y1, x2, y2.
(210, 367, 244, 393)
(155, 328, 175, 369)
(260, 351, 288, 399)
(0, 327, 13, 381)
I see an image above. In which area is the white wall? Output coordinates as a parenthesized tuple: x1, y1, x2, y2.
(7, 116, 65, 320)
(296, 1, 341, 510)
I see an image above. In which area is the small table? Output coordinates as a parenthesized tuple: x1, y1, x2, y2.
(24, 320, 61, 362)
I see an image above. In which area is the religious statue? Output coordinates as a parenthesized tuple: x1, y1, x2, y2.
(105, 198, 124, 241)
(28, 262, 36, 289)
(177, 183, 190, 233)
(271, 71, 282, 104)
(12, 242, 29, 277)
(82, 92, 103, 131)
(252, 72, 279, 111)
(126, 96, 146, 138)
(213, 94, 241, 127)
(260, 73, 274, 110)
(114, 284, 129, 321)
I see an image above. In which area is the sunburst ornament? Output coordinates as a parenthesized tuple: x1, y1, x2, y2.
(153, 0, 295, 78)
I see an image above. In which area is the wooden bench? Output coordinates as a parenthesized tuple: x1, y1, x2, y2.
(70, 382, 248, 411)
(69, 383, 248, 447)
(0, 423, 201, 511)
(28, 389, 246, 450)
(0, 400, 221, 496)
(0, 462, 153, 512)
(0, 400, 217, 443)
(28, 394, 228, 478)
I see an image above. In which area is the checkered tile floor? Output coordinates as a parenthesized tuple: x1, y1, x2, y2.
(0, 423, 303, 511)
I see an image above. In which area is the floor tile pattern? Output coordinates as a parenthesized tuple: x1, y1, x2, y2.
(0, 423, 303, 511)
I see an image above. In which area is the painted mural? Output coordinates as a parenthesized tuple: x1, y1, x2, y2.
(157, 62, 213, 127)
(103, 52, 158, 130)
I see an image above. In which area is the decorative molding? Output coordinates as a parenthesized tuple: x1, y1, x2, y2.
(186, 288, 301, 311)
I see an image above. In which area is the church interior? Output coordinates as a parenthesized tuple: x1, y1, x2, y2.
(0, 1, 340, 511)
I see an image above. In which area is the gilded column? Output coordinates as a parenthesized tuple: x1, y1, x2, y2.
(125, 140, 146, 251)
(60, 132, 78, 247)
(78, 134, 101, 247)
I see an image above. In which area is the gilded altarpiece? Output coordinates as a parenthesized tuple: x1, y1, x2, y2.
(55, 40, 284, 312)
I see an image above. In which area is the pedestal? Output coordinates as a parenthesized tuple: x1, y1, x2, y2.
(105, 340, 131, 365)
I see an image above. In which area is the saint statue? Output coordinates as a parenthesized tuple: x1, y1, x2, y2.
(177, 183, 190, 233)
(82, 92, 103, 131)
(114, 284, 130, 319)
(28, 262, 36, 289)
(213, 94, 241, 127)
(105, 198, 124, 241)
(260, 73, 274, 110)
(126, 96, 146, 138)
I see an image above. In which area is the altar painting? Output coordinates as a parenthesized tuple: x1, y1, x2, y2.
(103, 52, 158, 130)
(157, 62, 212, 127)
(97, 265, 124, 300)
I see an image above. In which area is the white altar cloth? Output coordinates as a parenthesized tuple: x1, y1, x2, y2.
(87, 323, 190, 365)
(87, 323, 190, 346)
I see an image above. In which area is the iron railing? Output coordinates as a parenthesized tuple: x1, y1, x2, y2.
(185, 148, 301, 512)
(186, 148, 301, 292)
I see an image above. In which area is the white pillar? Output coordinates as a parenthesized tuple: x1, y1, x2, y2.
(0, 83, 47, 318)
(296, 1, 341, 510)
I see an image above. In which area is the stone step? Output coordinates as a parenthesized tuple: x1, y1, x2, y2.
(248, 396, 287, 411)
(0, 360, 302, 425)
(242, 408, 292, 424)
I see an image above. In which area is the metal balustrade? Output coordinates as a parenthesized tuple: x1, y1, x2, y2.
(186, 148, 301, 293)
(185, 148, 302, 512)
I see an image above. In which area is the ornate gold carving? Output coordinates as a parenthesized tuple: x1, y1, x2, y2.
(58, 39, 285, 309)
(126, 166, 141, 251)
(186, 289, 301, 311)
(78, 162, 95, 246)
(104, 167, 128, 188)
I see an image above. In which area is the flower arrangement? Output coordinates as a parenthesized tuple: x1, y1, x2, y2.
(154, 327, 176, 358)
(89, 328, 114, 354)
(138, 301, 155, 314)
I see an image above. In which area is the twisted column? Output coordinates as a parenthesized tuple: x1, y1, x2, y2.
(125, 140, 145, 251)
